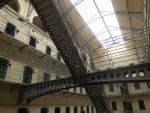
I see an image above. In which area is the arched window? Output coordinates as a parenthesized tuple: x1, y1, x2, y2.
(112, 101, 117, 111)
(74, 106, 78, 113)
(55, 107, 61, 113)
(138, 100, 146, 110)
(17, 108, 28, 113)
(32, 16, 46, 32)
(65, 107, 70, 113)
(41, 107, 49, 113)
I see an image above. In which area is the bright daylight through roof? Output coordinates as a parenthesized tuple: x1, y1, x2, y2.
(70, 0, 124, 48)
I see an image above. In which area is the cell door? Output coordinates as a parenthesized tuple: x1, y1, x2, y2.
(55, 107, 61, 113)
(41, 107, 49, 113)
(66, 107, 70, 113)
(0, 58, 9, 80)
(17, 108, 28, 113)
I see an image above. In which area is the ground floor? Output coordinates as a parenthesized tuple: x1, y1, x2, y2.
(0, 82, 150, 113)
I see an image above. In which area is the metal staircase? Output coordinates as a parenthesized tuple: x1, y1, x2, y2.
(30, 0, 112, 112)
(0, 0, 10, 9)
(85, 85, 112, 112)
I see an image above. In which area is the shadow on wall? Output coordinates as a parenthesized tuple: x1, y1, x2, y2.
(7, 0, 20, 12)
(32, 16, 46, 32)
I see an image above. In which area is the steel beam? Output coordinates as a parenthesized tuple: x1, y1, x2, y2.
(19, 77, 74, 103)
(86, 62, 150, 84)
(19, 62, 150, 103)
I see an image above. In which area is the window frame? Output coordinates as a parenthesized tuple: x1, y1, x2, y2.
(46, 46, 51, 56)
(22, 66, 33, 84)
(5, 22, 16, 37)
(29, 36, 36, 48)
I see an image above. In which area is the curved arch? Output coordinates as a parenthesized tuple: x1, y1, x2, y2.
(7, 0, 19, 12)
(32, 16, 46, 32)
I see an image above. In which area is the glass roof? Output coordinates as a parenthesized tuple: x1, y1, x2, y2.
(70, 0, 124, 48)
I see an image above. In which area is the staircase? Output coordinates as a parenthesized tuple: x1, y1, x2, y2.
(85, 85, 112, 113)
(0, 0, 10, 9)
(30, 0, 113, 112)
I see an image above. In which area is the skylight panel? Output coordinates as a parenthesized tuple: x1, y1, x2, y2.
(70, 0, 124, 48)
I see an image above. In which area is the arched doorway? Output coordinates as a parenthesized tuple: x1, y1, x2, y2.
(55, 107, 61, 113)
(32, 16, 46, 32)
(74, 106, 78, 113)
(86, 106, 89, 113)
(91, 106, 94, 113)
(41, 107, 49, 113)
(17, 108, 28, 113)
(65, 107, 70, 113)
